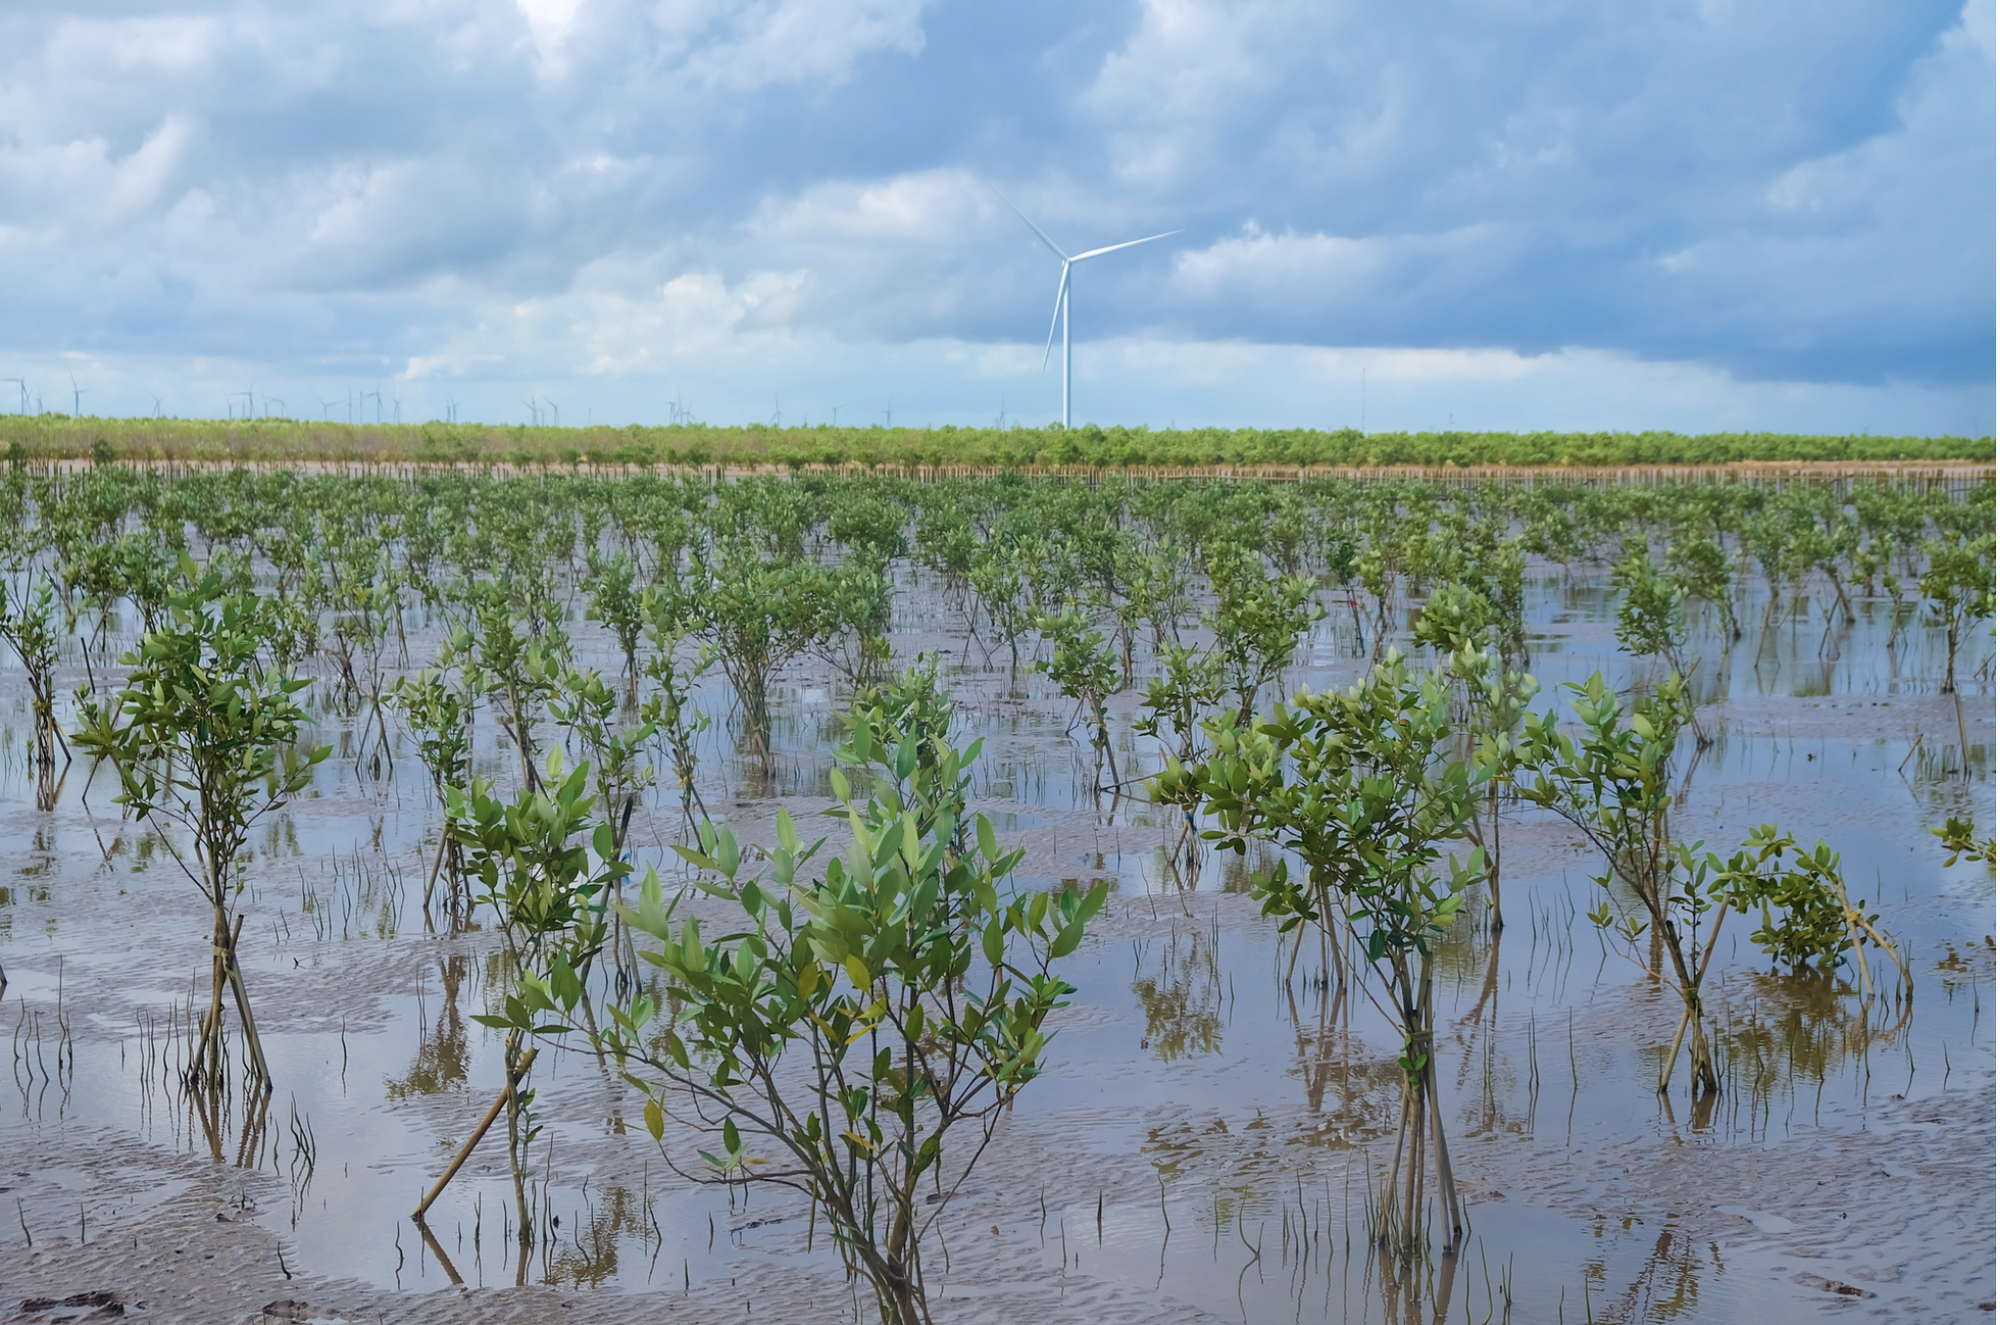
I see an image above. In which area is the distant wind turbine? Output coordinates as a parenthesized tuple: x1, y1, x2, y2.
(993, 189, 1178, 430)
(149, 392, 164, 418)
(69, 373, 92, 419)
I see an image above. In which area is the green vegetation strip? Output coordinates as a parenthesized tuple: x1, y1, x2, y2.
(0, 416, 1989, 469)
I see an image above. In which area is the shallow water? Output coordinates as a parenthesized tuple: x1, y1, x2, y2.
(0, 559, 1991, 1323)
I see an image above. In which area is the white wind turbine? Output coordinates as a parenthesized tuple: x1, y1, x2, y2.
(995, 191, 1178, 430)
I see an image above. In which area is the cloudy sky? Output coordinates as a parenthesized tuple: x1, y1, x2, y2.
(0, 0, 1992, 433)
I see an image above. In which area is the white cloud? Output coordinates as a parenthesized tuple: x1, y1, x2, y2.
(0, 0, 1983, 427)
(650, 0, 932, 92)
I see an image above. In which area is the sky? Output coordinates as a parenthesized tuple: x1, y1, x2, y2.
(0, 0, 1992, 435)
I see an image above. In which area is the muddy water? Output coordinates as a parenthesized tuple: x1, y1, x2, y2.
(0, 564, 1991, 1323)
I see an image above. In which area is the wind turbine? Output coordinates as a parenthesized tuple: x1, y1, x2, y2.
(994, 190, 1178, 430)
(69, 373, 92, 419)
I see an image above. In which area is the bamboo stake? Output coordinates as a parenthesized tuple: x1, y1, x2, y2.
(413, 1047, 538, 1220)
(225, 915, 274, 1092)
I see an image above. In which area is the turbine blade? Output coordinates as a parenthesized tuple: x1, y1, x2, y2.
(989, 184, 1070, 261)
(1041, 263, 1070, 374)
(1070, 229, 1183, 263)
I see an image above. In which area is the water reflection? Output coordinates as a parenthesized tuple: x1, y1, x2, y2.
(387, 953, 472, 1100)
(1131, 928, 1223, 1061)
(1582, 1214, 1711, 1323)
(540, 1183, 657, 1289)
(1710, 972, 1913, 1119)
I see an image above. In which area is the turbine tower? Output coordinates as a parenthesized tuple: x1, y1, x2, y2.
(996, 191, 1177, 430)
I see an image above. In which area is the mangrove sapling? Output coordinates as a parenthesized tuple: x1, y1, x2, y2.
(1449, 643, 1538, 933)
(813, 561, 895, 689)
(1613, 546, 1710, 749)
(1133, 643, 1228, 767)
(517, 672, 1109, 1325)
(583, 551, 646, 683)
(1918, 535, 1995, 697)
(1123, 541, 1194, 658)
(1934, 816, 1998, 870)
(421, 755, 631, 1236)
(1480, 535, 1529, 663)
(1204, 542, 1322, 724)
(1133, 643, 1228, 874)
(1034, 604, 1125, 787)
(1158, 652, 1486, 1257)
(552, 666, 657, 854)
(386, 647, 480, 915)
(685, 544, 837, 762)
(1411, 582, 1539, 928)
(1518, 673, 1730, 1094)
(966, 543, 1032, 673)
(638, 590, 717, 837)
(1613, 545, 1693, 681)
(552, 662, 658, 984)
(70, 555, 330, 1093)
(327, 554, 401, 774)
(0, 574, 70, 780)
(1667, 533, 1741, 647)
(469, 579, 568, 792)
(1711, 827, 1911, 1000)
(1410, 581, 1493, 666)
